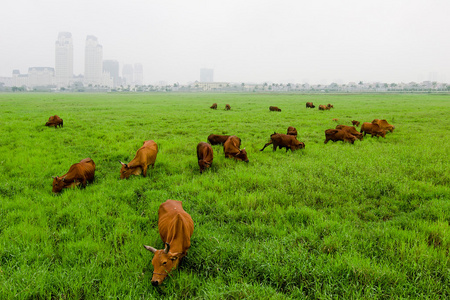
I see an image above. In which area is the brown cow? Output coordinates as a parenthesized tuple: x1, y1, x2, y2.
(210, 103, 217, 109)
(225, 104, 231, 110)
(372, 119, 395, 132)
(224, 136, 249, 162)
(318, 105, 327, 110)
(360, 122, 386, 138)
(332, 118, 339, 122)
(197, 142, 213, 174)
(269, 106, 281, 112)
(286, 126, 298, 138)
(207, 134, 233, 146)
(327, 104, 334, 109)
(45, 115, 63, 128)
(324, 129, 356, 144)
(52, 158, 95, 193)
(260, 133, 305, 152)
(306, 102, 315, 108)
(335, 125, 363, 140)
(144, 200, 194, 286)
(352, 120, 360, 127)
(119, 140, 158, 179)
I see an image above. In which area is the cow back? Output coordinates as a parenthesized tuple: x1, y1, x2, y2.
(208, 134, 230, 145)
(158, 200, 194, 253)
(287, 126, 298, 137)
(224, 136, 240, 154)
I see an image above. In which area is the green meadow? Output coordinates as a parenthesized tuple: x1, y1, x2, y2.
(0, 93, 449, 299)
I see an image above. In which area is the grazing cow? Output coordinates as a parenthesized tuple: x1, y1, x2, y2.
(360, 122, 386, 138)
(197, 142, 213, 174)
(332, 118, 339, 122)
(324, 129, 356, 144)
(119, 140, 158, 179)
(207, 134, 233, 146)
(144, 200, 194, 286)
(335, 125, 363, 140)
(352, 120, 360, 127)
(52, 158, 95, 193)
(45, 115, 63, 128)
(224, 136, 249, 162)
(225, 104, 231, 110)
(327, 104, 334, 109)
(318, 105, 327, 111)
(260, 133, 305, 152)
(210, 103, 217, 109)
(269, 106, 281, 112)
(372, 119, 395, 132)
(306, 102, 315, 108)
(286, 126, 298, 138)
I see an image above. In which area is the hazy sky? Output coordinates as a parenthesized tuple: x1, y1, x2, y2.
(1, 0, 449, 84)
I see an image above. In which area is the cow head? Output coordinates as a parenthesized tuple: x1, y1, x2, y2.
(292, 141, 305, 151)
(234, 148, 249, 162)
(119, 160, 142, 179)
(52, 176, 66, 193)
(144, 243, 183, 286)
(198, 160, 211, 173)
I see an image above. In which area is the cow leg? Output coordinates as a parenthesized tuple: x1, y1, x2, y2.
(259, 141, 273, 151)
(142, 165, 148, 177)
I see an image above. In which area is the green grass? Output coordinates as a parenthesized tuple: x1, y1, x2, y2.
(0, 93, 449, 299)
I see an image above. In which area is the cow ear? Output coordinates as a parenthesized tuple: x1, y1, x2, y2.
(52, 176, 57, 179)
(164, 242, 170, 254)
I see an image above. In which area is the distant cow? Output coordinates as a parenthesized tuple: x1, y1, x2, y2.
(332, 118, 339, 122)
(306, 102, 315, 108)
(324, 129, 356, 144)
(52, 158, 95, 193)
(327, 104, 334, 109)
(119, 140, 158, 179)
(45, 115, 63, 128)
(207, 134, 232, 146)
(197, 142, 213, 174)
(360, 122, 386, 138)
(318, 105, 327, 111)
(144, 200, 194, 286)
(372, 119, 395, 132)
(269, 106, 281, 112)
(260, 133, 305, 152)
(225, 104, 231, 110)
(210, 103, 217, 109)
(224, 136, 249, 162)
(286, 126, 298, 138)
(352, 120, 360, 127)
(335, 125, 363, 140)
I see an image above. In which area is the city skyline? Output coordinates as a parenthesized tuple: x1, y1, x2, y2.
(1, 0, 449, 85)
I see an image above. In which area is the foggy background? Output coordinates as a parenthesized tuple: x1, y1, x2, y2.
(1, 0, 449, 85)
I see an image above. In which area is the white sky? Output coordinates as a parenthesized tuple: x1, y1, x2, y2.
(0, 0, 449, 84)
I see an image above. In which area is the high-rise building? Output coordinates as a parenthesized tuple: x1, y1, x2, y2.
(28, 67, 55, 87)
(200, 68, 214, 82)
(55, 32, 73, 87)
(134, 63, 143, 85)
(122, 64, 134, 85)
(84, 35, 103, 86)
(103, 60, 120, 87)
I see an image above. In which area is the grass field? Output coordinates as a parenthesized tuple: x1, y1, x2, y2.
(0, 93, 449, 299)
